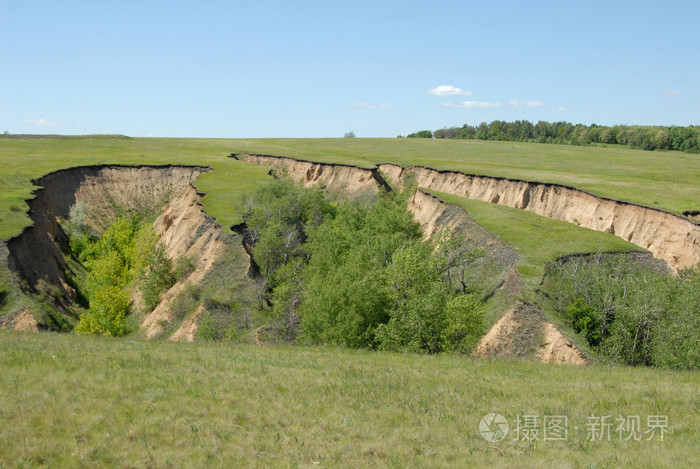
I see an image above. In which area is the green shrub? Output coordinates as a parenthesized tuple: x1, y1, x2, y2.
(544, 256, 700, 369)
(140, 245, 175, 312)
(652, 267, 700, 370)
(69, 215, 153, 336)
(75, 284, 130, 336)
(440, 294, 485, 354)
(565, 297, 601, 346)
(241, 178, 487, 354)
(375, 243, 448, 353)
(407, 130, 433, 138)
(174, 255, 196, 280)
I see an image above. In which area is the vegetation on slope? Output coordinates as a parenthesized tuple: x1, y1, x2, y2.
(542, 255, 700, 370)
(2, 136, 698, 243)
(62, 207, 175, 336)
(240, 179, 486, 354)
(428, 191, 641, 289)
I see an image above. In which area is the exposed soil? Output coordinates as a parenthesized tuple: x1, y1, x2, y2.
(3, 165, 210, 330)
(0, 309, 39, 332)
(169, 304, 204, 342)
(380, 164, 700, 271)
(5, 165, 209, 304)
(243, 154, 700, 270)
(242, 154, 384, 200)
(537, 322, 588, 365)
(473, 303, 587, 365)
(140, 185, 225, 339)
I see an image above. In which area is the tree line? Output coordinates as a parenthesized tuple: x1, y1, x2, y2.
(404, 121, 700, 153)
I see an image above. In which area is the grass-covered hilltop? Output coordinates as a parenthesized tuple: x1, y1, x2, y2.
(1, 135, 699, 467)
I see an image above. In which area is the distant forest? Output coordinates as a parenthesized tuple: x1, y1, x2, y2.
(404, 121, 700, 153)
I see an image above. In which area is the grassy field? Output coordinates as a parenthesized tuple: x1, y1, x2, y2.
(1, 330, 698, 468)
(2, 137, 699, 467)
(431, 191, 643, 290)
(2, 136, 699, 240)
(0, 136, 273, 240)
(225, 138, 700, 216)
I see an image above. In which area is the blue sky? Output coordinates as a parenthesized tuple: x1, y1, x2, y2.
(1, 0, 698, 138)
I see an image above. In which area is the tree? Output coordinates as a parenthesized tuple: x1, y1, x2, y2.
(407, 130, 433, 138)
(344, 131, 356, 138)
(434, 127, 458, 139)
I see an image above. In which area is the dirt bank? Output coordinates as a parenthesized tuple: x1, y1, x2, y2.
(380, 164, 699, 271)
(140, 184, 225, 339)
(3, 165, 209, 328)
(240, 154, 387, 199)
(0, 309, 39, 332)
(473, 303, 587, 365)
(239, 154, 699, 270)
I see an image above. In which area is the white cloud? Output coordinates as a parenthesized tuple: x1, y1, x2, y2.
(442, 101, 502, 109)
(25, 118, 59, 126)
(350, 102, 396, 110)
(428, 85, 473, 97)
(549, 107, 567, 112)
(660, 90, 678, 96)
(509, 99, 544, 108)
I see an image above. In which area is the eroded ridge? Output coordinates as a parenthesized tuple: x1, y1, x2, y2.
(4, 164, 210, 316)
(239, 154, 700, 270)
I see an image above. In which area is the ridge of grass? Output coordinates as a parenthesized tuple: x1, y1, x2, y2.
(2, 136, 699, 240)
(0, 137, 273, 240)
(429, 191, 643, 292)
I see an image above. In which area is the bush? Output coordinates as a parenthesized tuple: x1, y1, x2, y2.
(140, 245, 175, 312)
(75, 284, 130, 336)
(174, 255, 196, 280)
(544, 256, 700, 369)
(407, 130, 433, 138)
(652, 267, 700, 370)
(242, 178, 487, 354)
(440, 294, 484, 354)
(69, 215, 168, 336)
(565, 297, 601, 346)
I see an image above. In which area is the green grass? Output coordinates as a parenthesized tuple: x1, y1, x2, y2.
(431, 191, 643, 290)
(1, 330, 698, 467)
(0, 136, 272, 240)
(2, 136, 699, 240)
(226, 138, 700, 215)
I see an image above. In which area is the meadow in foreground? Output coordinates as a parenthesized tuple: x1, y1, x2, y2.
(1, 330, 698, 468)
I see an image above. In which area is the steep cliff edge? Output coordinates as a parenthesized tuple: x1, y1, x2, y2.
(237, 154, 699, 270)
(140, 185, 225, 339)
(241, 153, 589, 364)
(379, 163, 699, 271)
(2, 165, 209, 330)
